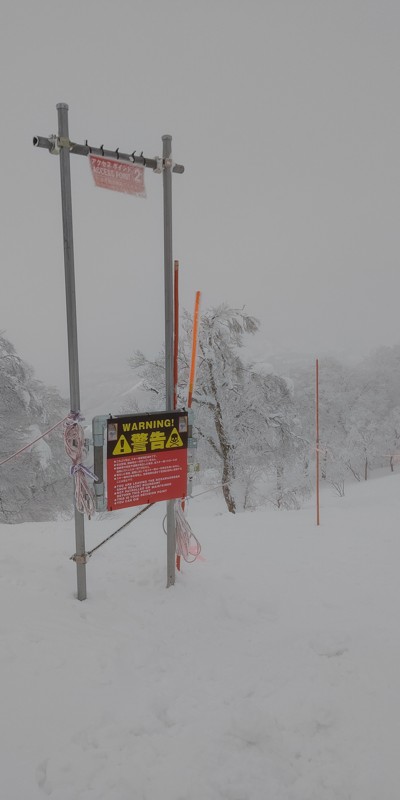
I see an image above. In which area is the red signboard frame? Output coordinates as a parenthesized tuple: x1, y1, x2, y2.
(106, 412, 188, 511)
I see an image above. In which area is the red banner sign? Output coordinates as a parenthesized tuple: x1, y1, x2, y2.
(106, 412, 188, 511)
(89, 155, 146, 197)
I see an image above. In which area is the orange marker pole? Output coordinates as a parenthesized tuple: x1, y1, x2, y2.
(188, 291, 201, 409)
(173, 260, 179, 412)
(178, 290, 201, 571)
(173, 261, 181, 571)
(316, 358, 320, 526)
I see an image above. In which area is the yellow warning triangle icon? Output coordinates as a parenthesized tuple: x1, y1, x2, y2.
(112, 435, 132, 455)
(165, 427, 183, 448)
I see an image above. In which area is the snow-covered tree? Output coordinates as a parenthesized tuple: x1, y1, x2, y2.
(129, 305, 304, 513)
(0, 334, 71, 522)
(381, 406, 400, 472)
(359, 346, 400, 474)
(289, 347, 400, 495)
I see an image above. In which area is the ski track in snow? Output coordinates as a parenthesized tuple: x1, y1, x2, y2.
(1, 476, 400, 799)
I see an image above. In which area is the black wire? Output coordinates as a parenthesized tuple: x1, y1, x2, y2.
(86, 503, 155, 557)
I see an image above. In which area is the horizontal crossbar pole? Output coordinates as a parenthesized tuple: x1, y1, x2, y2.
(32, 135, 184, 174)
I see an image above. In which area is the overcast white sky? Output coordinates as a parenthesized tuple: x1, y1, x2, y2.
(1, 1, 400, 400)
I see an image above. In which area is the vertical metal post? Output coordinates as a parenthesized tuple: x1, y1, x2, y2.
(57, 102, 87, 600)
(162, 134, 175, 588)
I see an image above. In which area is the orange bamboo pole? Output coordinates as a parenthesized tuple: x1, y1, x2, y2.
(173, 261, 181, 571)
(316, 358, 320, 526)
(188, 291, 201, 408)
(173, 260, 179, 411)
(177, 289, 201, 572)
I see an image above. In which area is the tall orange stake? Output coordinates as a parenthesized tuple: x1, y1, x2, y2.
(173, 260, 179, 411)
(173, 261, 181, 571)
(316, 358, 320, 526)
(188, 291, 201, 408)
(176, 289, 201, 572)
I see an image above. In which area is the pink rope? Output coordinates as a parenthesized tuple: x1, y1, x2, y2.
(174, 500, 202, 563)
(0, 415, 70, 467)
(63, 414, 96, 518)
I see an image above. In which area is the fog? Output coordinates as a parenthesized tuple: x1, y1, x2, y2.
(1, 0, 400, 400)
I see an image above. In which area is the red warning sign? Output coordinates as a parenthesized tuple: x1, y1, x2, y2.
(89, 155, 146, 197)
(106, 412, 188, 511)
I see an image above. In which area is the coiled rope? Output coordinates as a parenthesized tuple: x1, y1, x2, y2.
(63, 413, 97, 519)
(174, 500, 201, 562)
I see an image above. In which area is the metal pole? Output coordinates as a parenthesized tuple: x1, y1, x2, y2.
(57, 102, 87, 600)
(163, 134, 175, 588)
(33, 135, 185, 174)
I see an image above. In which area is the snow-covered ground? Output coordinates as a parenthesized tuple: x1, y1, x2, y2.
(1, 474, 400, 799)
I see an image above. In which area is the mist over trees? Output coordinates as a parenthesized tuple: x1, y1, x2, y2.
(0, 333, 71, 523)
(290, 348, 400, 494)
(2, 318, 400, 522)
(130, 307, 400, 512)
(130, 305, 309, 513)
